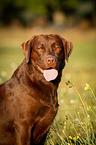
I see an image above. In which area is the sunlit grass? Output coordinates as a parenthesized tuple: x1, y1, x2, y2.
(46, 82, 96, 145)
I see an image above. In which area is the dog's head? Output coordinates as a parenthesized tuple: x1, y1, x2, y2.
(21, 34, 73, 81)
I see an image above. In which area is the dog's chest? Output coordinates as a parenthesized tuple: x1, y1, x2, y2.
(26, 82, 58, 111)
(39, 90, 58, 111)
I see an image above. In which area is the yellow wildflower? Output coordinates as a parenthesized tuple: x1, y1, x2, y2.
(69, 136, 72, 140)
(73, 136, 79, 142)
(88, 115, 90, 121)
(81, 122, 86, 125)
(88, 115, 90, 119)
(84, 122, 86, 125)
(73, 137, 76, 142)
(69, 135, 79, 142)
(84, 84, 89, 90)
(87, 106, 91, 111)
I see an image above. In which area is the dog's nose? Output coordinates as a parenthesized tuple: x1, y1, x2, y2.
(46, 57, 56, 64)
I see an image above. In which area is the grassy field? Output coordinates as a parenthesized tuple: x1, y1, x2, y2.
(0, 26, 96, 144)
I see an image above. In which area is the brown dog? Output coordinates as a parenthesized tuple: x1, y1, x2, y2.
(0, 34, 73, 145)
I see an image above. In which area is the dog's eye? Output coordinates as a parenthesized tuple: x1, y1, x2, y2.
(37, 47, 42, 50)
(56, 47, 61, 51)
(36, 47, 44, 52)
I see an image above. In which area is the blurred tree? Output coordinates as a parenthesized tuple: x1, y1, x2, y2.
(0, 0, 25, 25)
(0, 0, 47, 26)
(0, 0, 96, 26)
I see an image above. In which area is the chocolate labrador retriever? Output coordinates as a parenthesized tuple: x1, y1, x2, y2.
(0, 34, 73, 145)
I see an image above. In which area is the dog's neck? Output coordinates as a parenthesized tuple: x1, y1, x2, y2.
(15, 59, 59, 109)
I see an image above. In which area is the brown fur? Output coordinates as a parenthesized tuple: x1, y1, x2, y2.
(0, 34, 73, 145)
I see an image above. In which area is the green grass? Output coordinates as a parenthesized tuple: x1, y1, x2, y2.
(0, 27, 96, 144)
(46, 82, 96, 145)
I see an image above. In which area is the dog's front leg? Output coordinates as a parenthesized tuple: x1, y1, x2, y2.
(14, 122, 32, 145)
(31, 107, 57, 145)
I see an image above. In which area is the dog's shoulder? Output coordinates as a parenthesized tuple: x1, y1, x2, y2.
(0, 79, 15, 102)
(0, 62, 24, 101)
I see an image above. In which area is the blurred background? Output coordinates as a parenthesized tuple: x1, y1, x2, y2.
(0, 0, 96, 85)
(0, 0, 96, 144)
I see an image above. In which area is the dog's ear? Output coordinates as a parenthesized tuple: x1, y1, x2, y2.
(62, 38, 73, 62)
(56, 34, 73, 62)
(21, 36, 37, 63)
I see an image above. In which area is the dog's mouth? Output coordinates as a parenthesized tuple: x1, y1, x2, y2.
(47, 67, 53, 69)
(36, 65, 58, 82)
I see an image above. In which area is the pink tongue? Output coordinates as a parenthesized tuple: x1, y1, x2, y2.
(43, 69, 58, 81)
